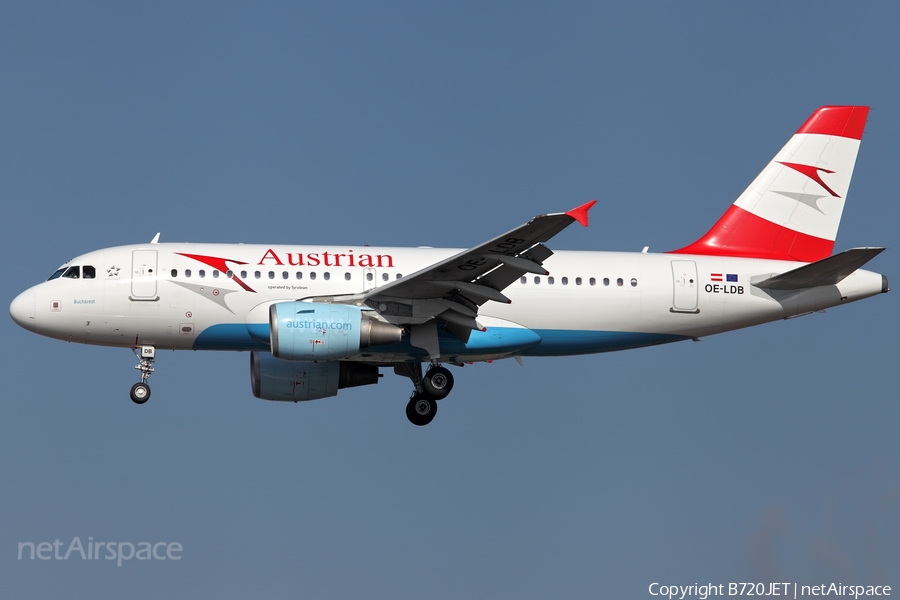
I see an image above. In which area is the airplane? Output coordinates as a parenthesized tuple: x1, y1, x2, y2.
(9, 105, 889, 426)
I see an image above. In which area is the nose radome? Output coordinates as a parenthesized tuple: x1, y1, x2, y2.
(10, 289, 36, 332)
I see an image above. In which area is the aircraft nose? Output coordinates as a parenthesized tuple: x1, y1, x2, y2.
(10, 289, 36, 332)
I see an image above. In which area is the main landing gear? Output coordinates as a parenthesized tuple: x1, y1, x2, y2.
(423, 365, 454, 399)
(406, 393, 437, 427)
(398, 362, 455, 426)
(130, 346, 155, 405)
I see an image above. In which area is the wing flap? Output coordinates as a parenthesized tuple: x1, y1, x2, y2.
(488, 254, 548, 275)
(438, 309, 484, 331)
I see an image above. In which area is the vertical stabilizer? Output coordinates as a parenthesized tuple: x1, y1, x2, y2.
(671, 106, 869, 262)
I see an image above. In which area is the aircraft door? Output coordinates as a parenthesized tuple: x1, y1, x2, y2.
(131, 250, 159, 300)
(363, 268, 377, 291)
(671, 260, 699, 313)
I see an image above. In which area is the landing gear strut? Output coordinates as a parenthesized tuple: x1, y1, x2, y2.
(395, 362, 456, 425)
(131, 346, 155, 405)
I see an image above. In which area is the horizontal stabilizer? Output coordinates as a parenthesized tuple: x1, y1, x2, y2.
(752, 247, 885, 290)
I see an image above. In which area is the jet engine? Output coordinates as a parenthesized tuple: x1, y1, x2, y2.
(250, 351, 381, 401)
(269, 301, 402, 361)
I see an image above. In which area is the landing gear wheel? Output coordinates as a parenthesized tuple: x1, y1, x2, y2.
(406, 394, 438, 426)
(422, 366, 454, 399)
(130, 382, 151, 404)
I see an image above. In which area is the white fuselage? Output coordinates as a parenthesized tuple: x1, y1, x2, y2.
(11, 242, 885, 362)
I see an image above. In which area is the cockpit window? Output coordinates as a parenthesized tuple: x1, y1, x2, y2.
(83, 266, 96, 279)
(62, 266, 80, 279)
(47, 268, 66, 281)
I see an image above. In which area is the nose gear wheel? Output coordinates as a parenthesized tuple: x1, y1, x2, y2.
(130, 382, 150, 404)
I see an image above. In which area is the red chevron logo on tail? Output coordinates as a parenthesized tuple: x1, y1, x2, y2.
(777, 162, 840, 198)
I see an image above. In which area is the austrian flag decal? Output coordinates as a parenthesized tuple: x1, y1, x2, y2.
(710, 273, 738, 282)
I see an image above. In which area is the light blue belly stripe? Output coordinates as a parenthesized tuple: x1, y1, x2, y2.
(193, 323, 687, 356)
(523, 330, 687, 356)
(194, 324, 270, 351)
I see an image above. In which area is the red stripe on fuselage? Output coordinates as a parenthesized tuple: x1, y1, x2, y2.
(175, 253, 256, 293)
(670, 205, 834, 262)
(796, 106, 869, 140)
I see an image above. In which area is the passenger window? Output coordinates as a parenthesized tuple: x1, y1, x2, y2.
(534, 276, 541, 284)
(185, 269, 192, 278)
(590, 277, 597, 286)
(631, 278, 638, 287)
(396, 273, 402, 279)
(268, 271, 275, 280)
(213, 270, 220, 278)
(171, 269, 178, 278)
(562, 277, 568, 285)
(603, 277, 609, 286)
(382, 273, 389, 281)
(575, 277, 582, 286)
(366, 273, 373, 282)
(520, 276, 526, 284)
(310, 272, 317, 280)
(82, 266, 96, 279)
(617, 278, 623, 287)
(296, 272, 303, 280)
(62, 266, 80, 279)
(344, 272, 351, 281)
(324, 272, 331, 281)
(548, 277, 555, 285)
(47, 268, 66, 281)
(199, 270, 206, 278)
(282, 271, 288, 280)
(241, 270, 247, 279)
(254, 271, 261, 279)
(226, 270, 233, 278)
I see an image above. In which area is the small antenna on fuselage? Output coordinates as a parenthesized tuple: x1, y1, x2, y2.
(150, 233, 160, 244)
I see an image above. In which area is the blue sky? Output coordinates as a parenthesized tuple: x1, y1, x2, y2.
(1, 2, 897, 597)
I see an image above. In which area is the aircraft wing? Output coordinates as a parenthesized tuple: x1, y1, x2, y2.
(364, 201, 596, 336)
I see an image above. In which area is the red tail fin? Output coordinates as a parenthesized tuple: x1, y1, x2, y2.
(671, 106, 868, 262)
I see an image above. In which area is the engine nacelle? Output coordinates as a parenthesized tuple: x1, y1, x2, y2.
(269, 301, 401, 361)
(250, 351, 381, 401)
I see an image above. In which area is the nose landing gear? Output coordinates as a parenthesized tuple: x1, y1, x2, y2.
(131, 346, 155, 405)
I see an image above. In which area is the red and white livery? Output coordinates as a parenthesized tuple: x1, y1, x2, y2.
(9, 106, 888, 425)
